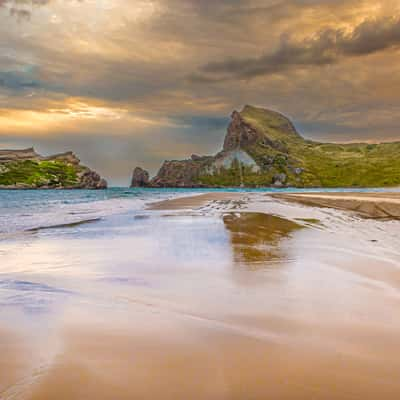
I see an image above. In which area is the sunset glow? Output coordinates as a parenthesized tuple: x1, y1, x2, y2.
(1, 0, 400, 183)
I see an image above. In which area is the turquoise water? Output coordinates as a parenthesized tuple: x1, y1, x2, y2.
(0, 186, 399, 234)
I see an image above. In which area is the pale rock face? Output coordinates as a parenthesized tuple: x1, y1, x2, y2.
(272, 173, 287, 187)
(214, 150, 260, 173)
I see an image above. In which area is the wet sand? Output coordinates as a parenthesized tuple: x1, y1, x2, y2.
(0, 329, 26, 395)
(223, 213, 303, 264)
(148, 192, 245, 210)
(24, 322, 400, 400)
(272, 192, 400, 218)
(152, 191, 400, 218)
(1, 194, 400, 399)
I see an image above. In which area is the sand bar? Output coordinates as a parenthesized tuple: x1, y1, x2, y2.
(149, 191, 400, 219)
(148, 192, 245, 210)
(272, 192, 400, 218)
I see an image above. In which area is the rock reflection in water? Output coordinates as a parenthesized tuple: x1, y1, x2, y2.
(223, 212, 302, 266)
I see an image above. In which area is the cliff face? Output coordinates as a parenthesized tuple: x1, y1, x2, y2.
(135, 106, 305, 188)
(0, 148, 40, 162)
(0, 148, 107, 189)
(130, 167, 149, 187)
(149, 155, 215, 188)
(223, 110, 262, 151)
(132, 105, 400, 188)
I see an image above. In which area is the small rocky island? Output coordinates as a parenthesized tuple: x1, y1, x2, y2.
(131, 105, 400, 188)
(0, 148, 107, 189)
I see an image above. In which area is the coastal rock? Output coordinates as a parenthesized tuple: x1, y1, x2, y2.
(273, 173, 287, 183)
(150, 160, 206, 188)
(46, 151, 81, 165)
(292, 167, 303, 175)
(134, 104, 400, 188)
(78, 170, 108, 189)
(130, 167, 150, 187)
(0, 148, 40, 162)
(145, 105, 298, 188)
(272, 173, 287, 187)
(0, 147, 107, 190)
(223, 110, 262, 151)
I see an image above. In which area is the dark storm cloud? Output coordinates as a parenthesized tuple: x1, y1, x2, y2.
(0, 0, 52, 17)
(170, 115, 229, 131)
(196, 15, 400, 80)
(0, 70, 40, 90)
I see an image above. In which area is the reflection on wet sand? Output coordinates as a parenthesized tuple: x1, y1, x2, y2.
(1, 202, 400, 399)
(223, 213, 302, 265)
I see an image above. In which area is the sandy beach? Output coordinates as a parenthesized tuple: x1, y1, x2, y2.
(148, 192, 246, 210)
(1, 190, 400, 399)
(151, 191, 400, 218)
(273, 192, 400, 219)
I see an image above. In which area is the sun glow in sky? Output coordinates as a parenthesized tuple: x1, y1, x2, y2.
(1, 0, 400, 184)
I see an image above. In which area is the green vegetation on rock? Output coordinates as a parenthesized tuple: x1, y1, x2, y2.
(0, 149, 107, 189)
(0, 160, 79, 187)
(196, 105, 400, 188)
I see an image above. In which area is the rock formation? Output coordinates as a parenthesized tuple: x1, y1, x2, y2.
(0, 147, 40, 162)
(0, 148, 107, 189)
(130, 104, 400, 188)
(223, 110, 261, 151)
(130, 167, 150, 187)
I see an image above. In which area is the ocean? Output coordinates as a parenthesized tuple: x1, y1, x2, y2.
(1, 186, 399, 234)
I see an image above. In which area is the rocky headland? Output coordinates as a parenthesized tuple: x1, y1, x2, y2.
(131, 105, 400, 188)
(0, 148, 107, 189)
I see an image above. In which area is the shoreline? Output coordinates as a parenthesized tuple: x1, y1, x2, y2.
(149, 191, 400, 219)
(272, 192, 400, 219)
(148, 192, 245, 210)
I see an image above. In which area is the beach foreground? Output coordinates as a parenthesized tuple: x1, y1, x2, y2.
(1, 191, 400, 399)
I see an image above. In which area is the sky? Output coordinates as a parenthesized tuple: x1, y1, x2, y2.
(1, 0, 400, 185)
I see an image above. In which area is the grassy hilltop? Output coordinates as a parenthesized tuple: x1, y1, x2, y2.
(0, 160, 79, 187)
(0, 149, 107, 189)
(197, 105, 400, 188)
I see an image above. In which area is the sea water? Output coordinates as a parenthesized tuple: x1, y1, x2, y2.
(1, 186, 398, 234)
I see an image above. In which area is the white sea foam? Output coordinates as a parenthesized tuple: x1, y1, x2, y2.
(0, 188, 202, 235)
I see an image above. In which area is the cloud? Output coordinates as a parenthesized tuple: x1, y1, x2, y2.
(0, 0, 63, 20)
(0, 68, 41, 90)
(196, 15, 400, 80)
(1, 0, 400, 183)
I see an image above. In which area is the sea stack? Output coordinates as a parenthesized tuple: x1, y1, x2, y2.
(130, 167, 150, 187)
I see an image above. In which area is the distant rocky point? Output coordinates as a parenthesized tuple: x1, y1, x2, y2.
(0, 148, 107, 189)
(131, 167, 149, 188)
(131, 105, 400, 188)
